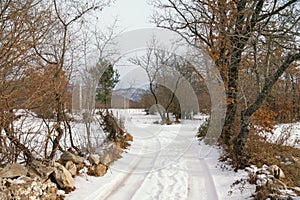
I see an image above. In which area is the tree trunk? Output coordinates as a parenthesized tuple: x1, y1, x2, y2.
(233, 112, 250, 168)
(65, 119, 81, 155)
(85, 114, 92, 153)
(221, 103, 238, 146)
(220, 43, 243, 145)
(49, 93, 64, 160)
(233, 52, 300, 167)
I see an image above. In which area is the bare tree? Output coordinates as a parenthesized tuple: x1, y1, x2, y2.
(129, 45, 168, 123)
(0, 0, 113, 163)
(152, 0, 300, 166)
(0, 0, 49, 163)
(129, 39, 185, 124)
(73, 20, 120, 153)
(129, 39, 200, 124)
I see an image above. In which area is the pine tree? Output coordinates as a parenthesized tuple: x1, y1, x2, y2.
(96, 63, 120, 108)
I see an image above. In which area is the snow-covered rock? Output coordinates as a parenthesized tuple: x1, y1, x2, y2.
(267, 177, 287, 191)
(0, 177, 57, 200)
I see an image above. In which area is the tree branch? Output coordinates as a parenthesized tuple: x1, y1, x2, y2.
(257, 0, 298, 22)
(244, 51, 300, 117)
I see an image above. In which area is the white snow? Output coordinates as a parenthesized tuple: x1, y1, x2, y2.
(259, 122, 300, 148)
(12, 177, 27, 185)
(6, 110, 108, 161)
(65, 110, 255, 200)
(5, 109, 300, 199)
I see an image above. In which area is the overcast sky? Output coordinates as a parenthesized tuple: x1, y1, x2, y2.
(92, 0, 180, 91)
(95, 0, 157, 89)
(99, 0, 154, 31)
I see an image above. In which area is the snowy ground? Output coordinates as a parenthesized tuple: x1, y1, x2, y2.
(259, 123, 300, 148)
(10, 110, 107, 161)
(66, 109, 255, 200)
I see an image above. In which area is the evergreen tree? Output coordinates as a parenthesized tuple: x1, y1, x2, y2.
(96, 62, 120, 108)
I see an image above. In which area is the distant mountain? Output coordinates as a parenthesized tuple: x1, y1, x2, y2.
(112, 88, 148, 102)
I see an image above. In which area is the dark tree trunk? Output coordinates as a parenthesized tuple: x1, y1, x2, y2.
(221, 101, 238, 145)
(65, 119, 81, 155)
(220, 0, 250, 146)
(233, 52, 300, 167)
(233, 112, 250, 168)
(220, 41, 244, 145)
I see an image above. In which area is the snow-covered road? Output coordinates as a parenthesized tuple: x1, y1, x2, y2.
(66, 110, 254, 200)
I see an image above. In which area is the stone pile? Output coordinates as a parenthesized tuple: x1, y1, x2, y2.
(0, 131, 133, 199)
(245, 164, 299, 199)
(0, 163, 57, 200)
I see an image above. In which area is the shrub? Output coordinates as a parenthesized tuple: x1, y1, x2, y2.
(197, 118, 210, 140)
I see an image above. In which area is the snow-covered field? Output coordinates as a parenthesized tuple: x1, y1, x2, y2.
(7, 110, 107, 161)
(66, 109, 255, 200)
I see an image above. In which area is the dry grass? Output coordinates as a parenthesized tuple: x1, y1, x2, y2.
(244, 133, 300, 194)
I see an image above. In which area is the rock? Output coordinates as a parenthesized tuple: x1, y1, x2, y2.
(100, 144, 122, 166)
(268, 165, 286, 179)
(0, 191, 8, 200)
(88, 154, 100, 165)
(0, 164, 28, 178)
(27, 160, 54, 180)
(42, 179, 59, 200)
(76, 163, 85, 173)
(94, 164, 107, 177)
(294, 187, 300, 193)
(0, 177, 57, 200)
(61, 151, 84, 164)
(27, 168, 41, 180)
(99, 152, 113, 166)
(51, 162, 75, 191)
(88, 164, 107, 177)
(245, 165, 257, 173)
(65, 161, 77, 177)
(266, 177, 287, 192)
(116, 140, 127, 150)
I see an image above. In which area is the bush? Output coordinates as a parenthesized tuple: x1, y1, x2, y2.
(197, 118, 210, 140)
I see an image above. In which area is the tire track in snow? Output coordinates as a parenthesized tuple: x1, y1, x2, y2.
(84, 143, 144, 200)
(84, 120, 161, 200)
(185, 143, 219, 200)
(131, 162, 189, 200)
(102, 126, 163, 200)
(103, 152, 161, 200)
(131, 127, 198, 200)
(86, 114, 217, 200)
(104, 125, 188, 200)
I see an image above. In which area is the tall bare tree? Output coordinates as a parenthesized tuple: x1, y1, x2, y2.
(152, 0, 300, 166)
(129, 40, 202, 124)
(0, 0, 113, 163)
